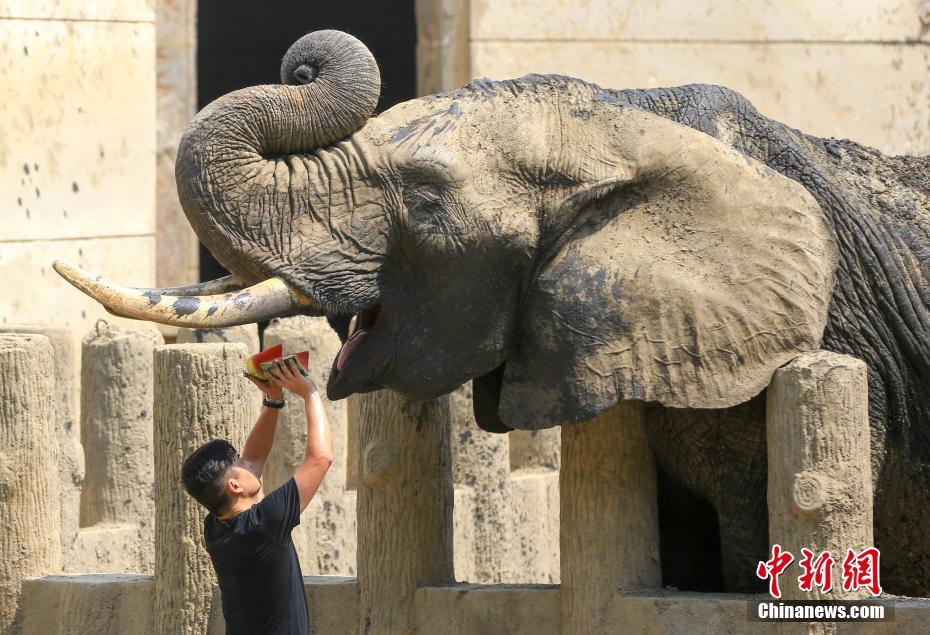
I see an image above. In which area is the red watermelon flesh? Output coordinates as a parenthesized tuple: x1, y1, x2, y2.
(245, 344, 283, 380)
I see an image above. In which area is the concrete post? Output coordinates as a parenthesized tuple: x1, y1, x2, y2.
(153, 344, 254, 634)
(0, 334, 62, 633)
(415, 0, 470, 94)
(175, 324, 259, 350)
(346, 395, 361, 491)
(80, 323, 162, 530)
(449, 384, 516, 583)
(176, 325, 262, 412)
(0, 324, 84, 556)
(155, 0, 199, 292)
(767, 351, 873, 603)
(357, 390, 454, 634)
(510, 427, 561, 472)
(560, 401, 660, 635)
(262, 316, 355, 575)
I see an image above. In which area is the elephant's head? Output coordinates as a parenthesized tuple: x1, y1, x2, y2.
(57, 31, 837, 430)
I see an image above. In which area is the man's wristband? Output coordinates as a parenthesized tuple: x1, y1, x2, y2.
(263, 396, 286, 409)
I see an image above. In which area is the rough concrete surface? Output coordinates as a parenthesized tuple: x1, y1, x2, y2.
(175, 324, 259, 349)
(0, 324, 84, 558)
(561, 401, 661, 634)
(78, 322, 162, 573)
(208, 576, 360, 635)
(768, 352, 873, 602)
(22, 574, 154, 635)
(177, 324, 263, 412)
(417, 584, 560, 635)
(22, 574, 930, 635)
(0, 334, 61, 633)
(153, 343, 254, 634)
(509, 470, 560, 584)
(509, 426, 560, 472)
(66, 524, 154, 577)
(453, 485, 478, 581)
(357, 390, 454, 634)
(450, 383, 517, 583)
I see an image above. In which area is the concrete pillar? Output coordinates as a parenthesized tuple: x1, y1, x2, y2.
(80, 323, 162, 530)
(449, 384, 516, 583)
(415, 0, 470, 94)
(176, 325, 262, 413)
(767, 351, 872, 603)
(0, 334, 62, 633)
(156, 0, 199, 290)
(262, 316, 355, 575)
(510, 427, 561, 472)
(346, 395, 361, 491)
(357, 390, 454, 633)
(560, 401, 660, 635)
(153, 344, 254, 634)
(175, 324, 259, 350)
(510, 469, 560, 584)
(0, 324, 84, 556)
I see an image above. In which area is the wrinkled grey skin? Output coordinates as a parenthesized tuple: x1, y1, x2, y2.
(176, 31, 930, 594)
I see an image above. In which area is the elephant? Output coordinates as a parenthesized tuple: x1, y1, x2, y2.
(56, 30, 930, 595)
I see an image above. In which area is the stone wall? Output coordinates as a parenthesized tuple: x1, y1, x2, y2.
(0, 2, 157, 359)
(468, 0, 930, 155)
(155, 0, 198, 290)
(24, 575, 930, 635)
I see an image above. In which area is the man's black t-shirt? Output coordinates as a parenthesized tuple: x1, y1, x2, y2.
(204, 478, 309, 634)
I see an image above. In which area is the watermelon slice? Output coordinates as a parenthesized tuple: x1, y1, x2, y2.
(245, 344, 283, 380)
(260, 351, 310, 378)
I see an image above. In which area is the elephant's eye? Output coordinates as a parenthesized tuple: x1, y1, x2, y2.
(403, 184, 443, 217)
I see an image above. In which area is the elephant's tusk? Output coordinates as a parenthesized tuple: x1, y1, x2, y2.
(53, 260, 314, 328)
(138, 275, 244, 296)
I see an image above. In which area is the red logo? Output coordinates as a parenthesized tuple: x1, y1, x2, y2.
(798, 548, 834, 593)
(757, 546, 882, 597)
(841, 547, 882, 596)
(756, 544, 795, 598)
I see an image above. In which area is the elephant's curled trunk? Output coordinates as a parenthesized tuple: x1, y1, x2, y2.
(53, 30, 381, 328)
(175, 29, 381, 283)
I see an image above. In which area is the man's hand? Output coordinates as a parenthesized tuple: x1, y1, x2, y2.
(243, 373, 284, 400)
(268, 358, 317, 399)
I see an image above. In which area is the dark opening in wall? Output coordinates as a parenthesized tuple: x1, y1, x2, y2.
(195, 0, 417, 281)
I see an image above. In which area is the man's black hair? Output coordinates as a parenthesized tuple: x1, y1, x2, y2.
(181, 439, 238, 515)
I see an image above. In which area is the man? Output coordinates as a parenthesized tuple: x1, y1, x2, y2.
(181, 357, 333, 634)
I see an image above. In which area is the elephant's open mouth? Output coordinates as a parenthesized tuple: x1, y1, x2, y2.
(327, 303, 387, 399)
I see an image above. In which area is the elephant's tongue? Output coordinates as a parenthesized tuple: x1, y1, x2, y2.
(336, 329, 366, 372)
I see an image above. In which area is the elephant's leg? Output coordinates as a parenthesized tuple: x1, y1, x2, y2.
(656, 466, 724, 591)
(648, 396, 768, 592)
(874, 458, 930, 597)
(715, 466, 768, 592)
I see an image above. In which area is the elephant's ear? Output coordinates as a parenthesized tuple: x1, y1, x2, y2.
(496, 109, 838, 429)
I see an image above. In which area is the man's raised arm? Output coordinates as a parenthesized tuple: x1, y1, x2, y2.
(237, 372, 287, 478)
(268, 359, 333, 512)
